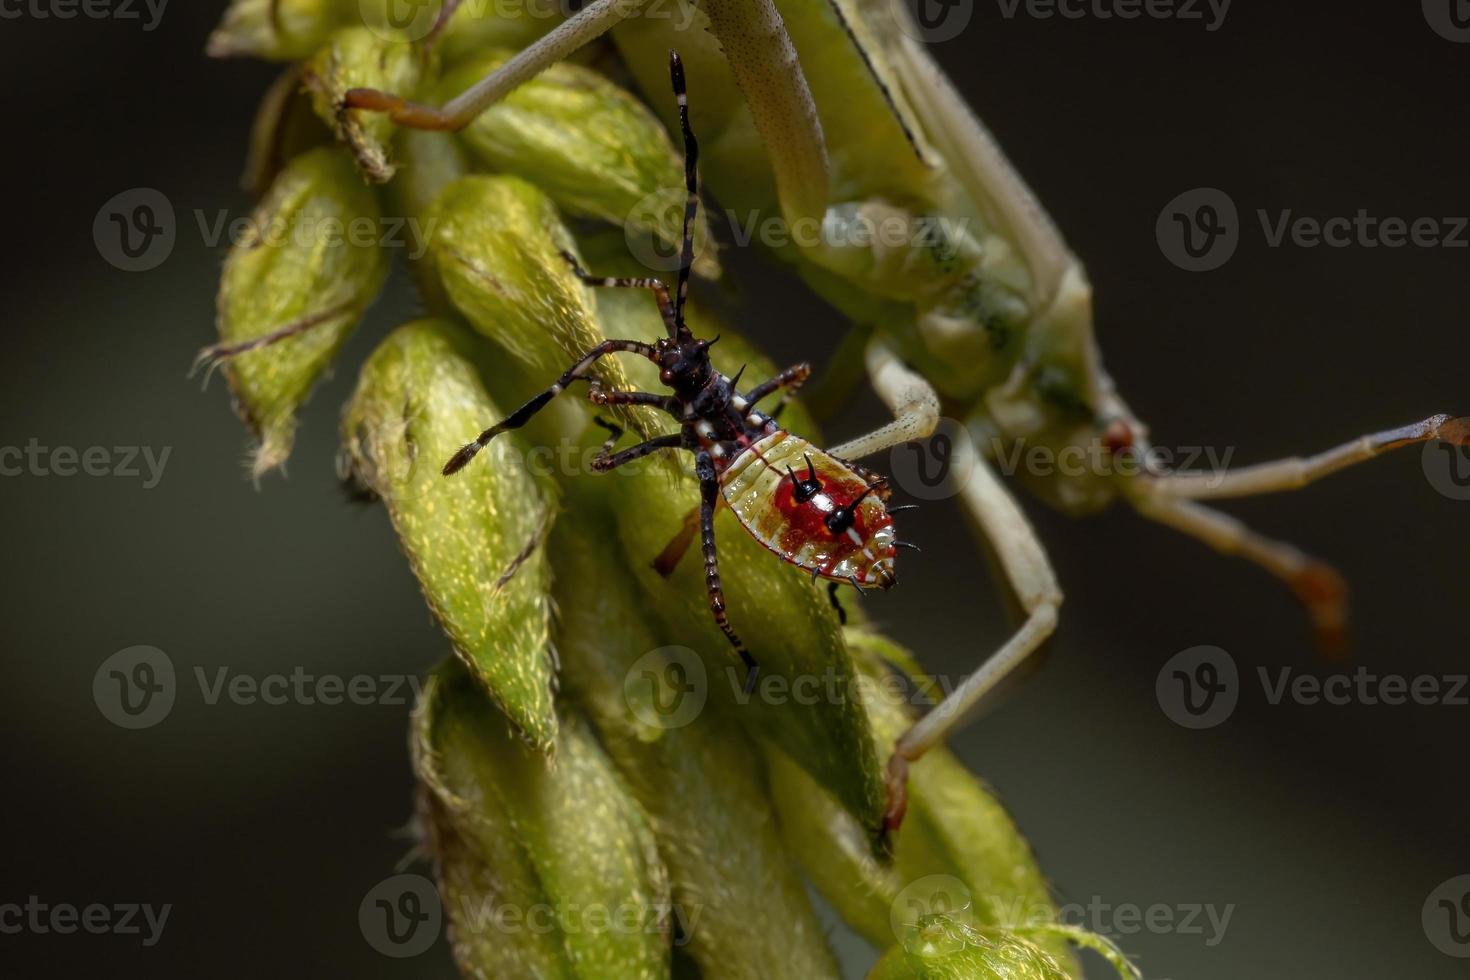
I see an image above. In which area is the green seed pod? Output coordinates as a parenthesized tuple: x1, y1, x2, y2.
(574, 236, 886, 841)
(550, 480, 843, 980)
(765, 628, 1080, 975)
(210, 145, 386, 478)
(207, 0, 349, 61)
(416, 661, 672, 979)
(342, 319, 557, 752)
(440, 52, 718, 279)
(425, 175, 665, 444)
(304, 26, 426, 183)
(867, 918, 1070, 980)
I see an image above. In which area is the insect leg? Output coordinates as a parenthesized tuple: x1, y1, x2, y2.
(883, 440, 1061, 836)
(1132, 496, 1348, 654)
(342, 0, 647, 131)
(442, 339, 658, 475)
(827, 343, 939, 461)
(1145, 414, 1470, 499)
(827, 581, 847, 625)
(743, 362, 812, 419)
(561, 250, 680, 339)
(697, 451, 760, 693)
(590, 419, 683, 473)
(670, 50, 698, 331)
(652, 505, 702, 578)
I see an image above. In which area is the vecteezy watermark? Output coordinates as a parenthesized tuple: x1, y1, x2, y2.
(94, 188, 438, 272)
(1156, 645, 1239, 729)
(623, 647, 709, 730)
(623, 188, 971, 273)
(1423, 875, 1470, 958)
(1422, 439, 1470, 501)
(1423, 0, 1470, 43)
(995, 0, 1231, 31)
(0, 897, 171, 947)
(888, 0, 975, 43)
(1159, 187, 1470, 272)
(0, 440, 170, 489)
(1156, 188, 1240, 272)
(360, 874, 442, 958)
(1157, 646, 1470, 729)
(451, 895, 695, 945)
(623, 647, 962, 731)
(888, 875, 1234, 949)
(93, 646, 423, 729)
(94, 188, 176, 272)
(883, 416, 1236, 501)
(360, 0, 698, 44)
(0, 0, 168, 30)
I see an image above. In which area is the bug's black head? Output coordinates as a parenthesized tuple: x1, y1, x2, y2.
(657, 335, 716, 395)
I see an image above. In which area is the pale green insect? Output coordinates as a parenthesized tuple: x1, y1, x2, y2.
(337, 0, 1469, 829)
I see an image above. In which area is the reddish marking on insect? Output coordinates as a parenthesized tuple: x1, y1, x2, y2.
(765, 469, 896, 584)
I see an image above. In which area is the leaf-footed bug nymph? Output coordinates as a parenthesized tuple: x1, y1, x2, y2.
(440, 52, 934, 694)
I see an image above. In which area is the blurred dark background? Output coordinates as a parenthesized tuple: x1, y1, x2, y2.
(2, 2, 1467, 977)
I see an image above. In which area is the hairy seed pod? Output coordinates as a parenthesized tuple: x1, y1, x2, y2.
(551, 483, 842, 980)
(416, 661, 672, 979)
(343, 319, 557, 752)
(867, 919, 1070, 980)
(211, 145, 386, 477)
(766, 628, 1081, 976)
(304, 26, 426, 183)
(440, 51, 718, 279)
(425, 175, 665, 445)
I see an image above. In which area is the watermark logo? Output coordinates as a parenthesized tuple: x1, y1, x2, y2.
(1423, 0, 1470, 42)
(94, 188, 175, 272)
(1156, 645, 1238, 729)
(891, 875, 974, 950)
(0, 897, 171, 946)
(0, 440, 171, 488)
(1161, 188, 1469, 271)
(890, 0, 974, 43)
(93, 646, 176, 730)
(995, 0, 1231, 31)
(1157, 187, 1239, 272)
(0, 0, 169, 30)
(1422, 440, 1470, 501)
(360, 874, 442, 957)
(1423, 875, 1470, 957)
(888, 417, 976, 501)
(623, 646, 708, 730)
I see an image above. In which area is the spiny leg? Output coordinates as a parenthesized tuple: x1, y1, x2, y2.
(589, 418, 683, 473)
(342, 0, 646, 131)
(696, 451, 759, 694)
(561, 250, 680, 339)
(1132, 495, 1348, 653)
(743, 362, 812, 420)
(884, 440, 1062, 837)
(1148, 414, 1470, 499)
(670, 50, 699, 330)
(827, 342, 940, 461)
(442, 339, 657, 475)
(827, 581, 849, 624)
